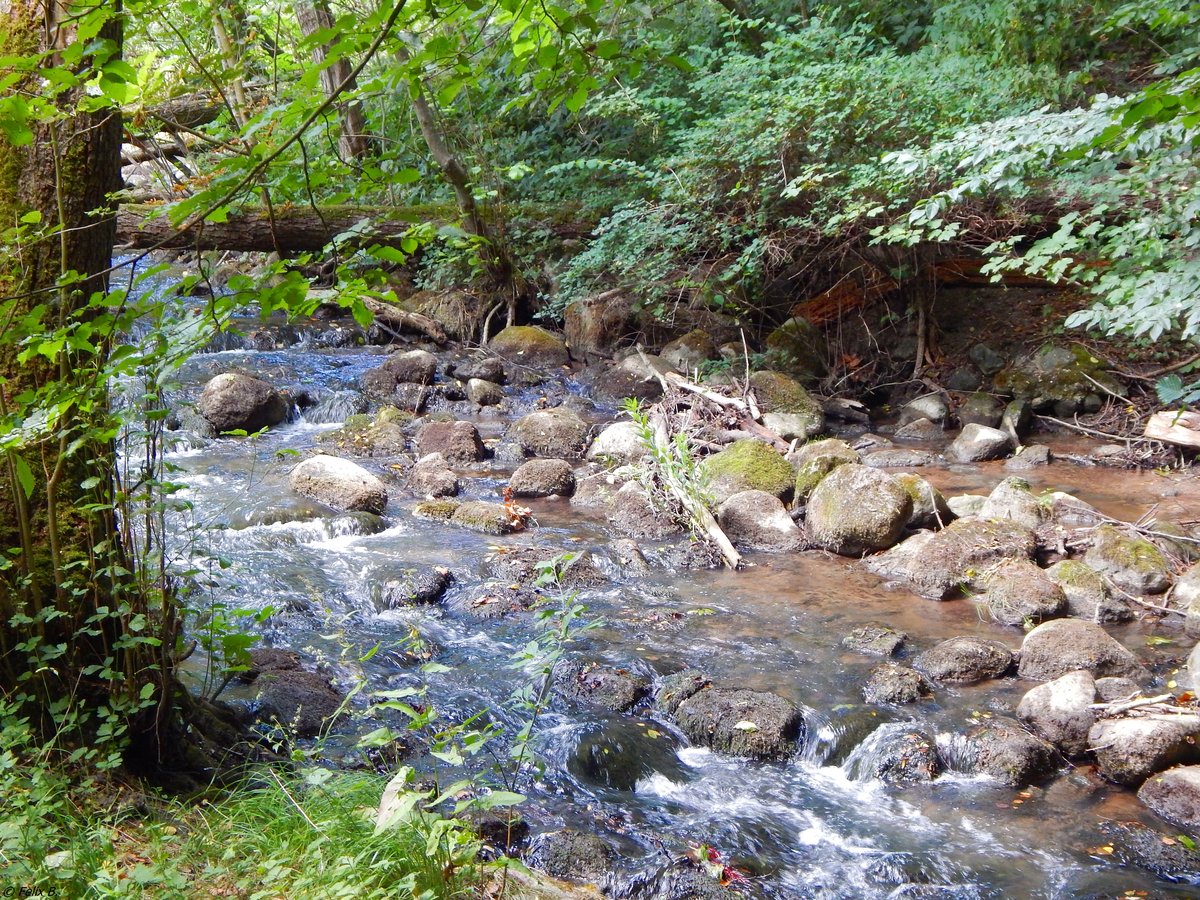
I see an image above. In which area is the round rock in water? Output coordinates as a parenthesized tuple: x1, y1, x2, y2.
(1139, 765, 1200, 834)
(717, 489, 803, 552)
(198, 372, 289, 434)
(862, 664, 932, 705)
(290, 454, 388, 514)
(913, 637, 1012, 684)
(806, 464, 912, 556)
(1090, 715, 1200, 785)
(1016, 669, 1096, 758)
(510, 458, 575, 497)
(1017, 619, 1146, 682)
(673, 686, 804, 760)
(947, 423, 1012, 462)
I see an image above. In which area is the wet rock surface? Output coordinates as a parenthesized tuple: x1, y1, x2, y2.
(198, 372, 289, 433)
(672, 686, 805, 759)
(863, 664, 933, 704)
(913, 637, 1013, 684)
(289, 454, 388, 514)
(1017, 619, 1147, 682)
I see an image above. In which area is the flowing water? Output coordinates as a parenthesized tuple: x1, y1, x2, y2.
(154, 302, 1200, 899)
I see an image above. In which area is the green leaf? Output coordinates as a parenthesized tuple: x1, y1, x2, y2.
(11, 455, 35, 500)
(595, 39, 621, 60)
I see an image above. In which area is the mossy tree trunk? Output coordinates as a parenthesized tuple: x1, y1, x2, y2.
(0, 1, 177, 749)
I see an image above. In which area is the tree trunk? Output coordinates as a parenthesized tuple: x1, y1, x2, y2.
(0, 1, 175, 744)
(116, 202, 449, 252)
(296, 0, 375, 161)
(395, 44, 518, 320)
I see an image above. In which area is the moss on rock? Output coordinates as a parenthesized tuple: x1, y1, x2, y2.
(488, 325, 569, 370)
(702, 439, 795, 503)
(791, 438, 860, 502)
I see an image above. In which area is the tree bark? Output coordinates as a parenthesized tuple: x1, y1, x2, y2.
(395, 44, 518, 318)
(0, 1, 175, 742)
(116, 202, 448, 252)
(296, 0, 375, 161)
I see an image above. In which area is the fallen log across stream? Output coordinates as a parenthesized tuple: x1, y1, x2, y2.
(115, 203, 451, 253)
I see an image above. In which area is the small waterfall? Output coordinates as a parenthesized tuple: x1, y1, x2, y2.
(301, 390, 368, 424)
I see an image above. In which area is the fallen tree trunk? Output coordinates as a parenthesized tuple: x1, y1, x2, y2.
(115, 203, 450, 253)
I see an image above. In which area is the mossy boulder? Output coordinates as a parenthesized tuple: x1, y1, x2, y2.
(316, 406, 412, 457)
(413, 499, 459, 522)
(979, 558, 1067, 626)
(1018, 618, 1147, 682)
(1085, 524, 1172, 595)
(894, 473, 952, 530)
(806, 464, 912, 556)
(749, 370, 825, 440)
(994, 343, 1124, 416)
(792, 438, 861, 502)
(487, 325, 569, 377)
(763, 317, 827, 383)
(450, 501, 525, 535)
(867, 516, 1036, 599)
(702, 439, 795, 504)
(1045, 559, 1132, 623)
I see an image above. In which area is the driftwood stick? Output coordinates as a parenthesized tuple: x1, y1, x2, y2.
(1091, 693, 1173, 716)
(359, 297, 447, 344)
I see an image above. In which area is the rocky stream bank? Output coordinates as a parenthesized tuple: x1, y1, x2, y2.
(164, 304, 1200, 898)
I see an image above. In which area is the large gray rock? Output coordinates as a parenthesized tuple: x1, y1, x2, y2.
(511, 407, 591, 458)
(842, 624, 907, 657)
(607, 482, 679, 539)
(978, 477, 1046, 530)
(979, 558, 1067, 626)
(673, 686, 804, 760)
(1090, 715, 1200, 785)
(943, 717, 1058, 787)
(1179, 564, 1200, 634)
(845, 727, 941, 784)
(790, 438, 860, 502)
(527, 830, 612, 884)
(956, 392, 1004, 429)
(893, 473, 952, 530)
(1139, 765, 1200, 835)
(488, 325, 569, 370)
(1085, 524, 1173, 595)
(718, 490, 803, 552)
(509, 458, 575, 497)
(591, 353, 674, 402)
(866, 516, 1036, 599)
(913, 637, 1013, 684)
(806, 465, 912, 556)
(661, 329, 718, 371)
(1044, 559, 1132, 623)
(586, 421, 645, 465)
(290, 454, 388, 514)
(198, 372, 289, 433)
(862, 664, 932, 704)
(899, 394, 949, 427)
(749, 370, 825, 441)
(893, 417, 944, 442)
(414, 420, 486, 465)
(554, 658, 650, 713)
(381, 349, 437, 385)
(1016, 670, 1096, 757)
(947, 423, 1013, 462)
(465, 378, 503, 406)
(1017, 619, 1146, 682)
(253, 665, 345, 737)
(407, 453, 460, 497)
(374, 566, 453, 610)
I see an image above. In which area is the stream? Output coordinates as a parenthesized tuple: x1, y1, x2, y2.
(150, 291, 1200, 899)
